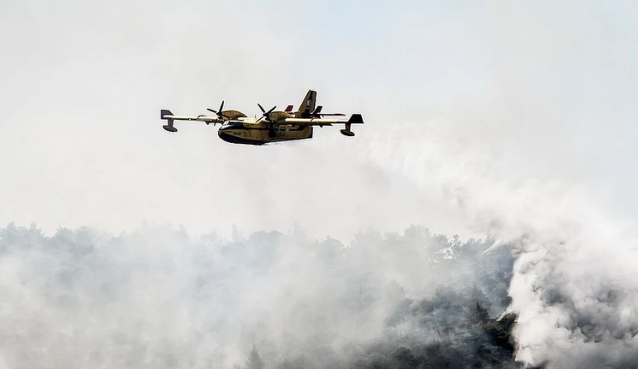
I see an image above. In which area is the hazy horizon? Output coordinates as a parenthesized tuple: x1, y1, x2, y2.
(2, 1, 638, 368)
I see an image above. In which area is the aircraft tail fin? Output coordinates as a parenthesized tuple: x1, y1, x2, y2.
(297, 90, 317, 118)
(348, 114, 364, 124)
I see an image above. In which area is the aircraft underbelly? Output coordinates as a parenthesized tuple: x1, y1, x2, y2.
(218, 126, 313, 145)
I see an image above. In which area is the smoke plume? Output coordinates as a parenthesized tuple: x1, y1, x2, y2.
(0, 223, 518, 368)
(354, 122, 638, 369)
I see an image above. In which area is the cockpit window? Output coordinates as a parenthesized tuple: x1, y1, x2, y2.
(222, 121, 244, 129)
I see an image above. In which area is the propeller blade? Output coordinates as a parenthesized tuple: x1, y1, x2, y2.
(258, 103, 265, 113)
(206, 101, 228, 120)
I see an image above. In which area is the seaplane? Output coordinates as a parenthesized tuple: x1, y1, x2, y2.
(160, 90, 364, 145)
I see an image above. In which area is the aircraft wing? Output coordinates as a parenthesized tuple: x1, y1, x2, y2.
(161, 110, 221, 123)
(280, 114, 364, 126)
(161, 109, 222, 132)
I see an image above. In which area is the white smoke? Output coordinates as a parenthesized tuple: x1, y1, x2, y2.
(352, 121, 638, 368)
(1, 2, 637, 368)
(500, 192, 638, 368)
(6, 112, 637, 368)
(0, 222, 514, 368)
(450, 159, 638, 368)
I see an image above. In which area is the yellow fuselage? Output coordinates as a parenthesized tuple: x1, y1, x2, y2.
(217, 119, 313, 145)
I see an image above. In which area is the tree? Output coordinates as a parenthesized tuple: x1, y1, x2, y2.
(246, 345, 265, 369)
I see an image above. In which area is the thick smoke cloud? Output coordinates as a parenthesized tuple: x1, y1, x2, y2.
(344, 120, 638, 369)
(426, 152, 638, 368)
(2, 2, 637, 368)
(0, 223, 518, 368)
(491, 193, 638, 369)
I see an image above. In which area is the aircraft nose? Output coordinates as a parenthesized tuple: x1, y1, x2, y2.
(218, 131, 232, 143)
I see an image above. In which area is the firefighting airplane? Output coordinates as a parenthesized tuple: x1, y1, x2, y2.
(160, 90, 364, 145)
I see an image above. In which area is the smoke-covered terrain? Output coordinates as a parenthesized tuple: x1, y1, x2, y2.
(0, 223, 520, 368)
(2, 2, 638, 368)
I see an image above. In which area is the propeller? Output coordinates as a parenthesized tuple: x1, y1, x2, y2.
(207, 101, 231, 120)
(256, 103, 277, 123)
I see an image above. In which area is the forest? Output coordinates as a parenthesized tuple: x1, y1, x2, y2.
(0, 223, 526, 368)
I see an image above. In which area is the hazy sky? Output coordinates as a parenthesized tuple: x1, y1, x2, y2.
(3, 2, 638, 368)
(1, 0, 637, 241)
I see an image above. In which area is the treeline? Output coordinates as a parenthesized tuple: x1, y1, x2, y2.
(244, 295, 520, 369)
(0, 223, 522, 368)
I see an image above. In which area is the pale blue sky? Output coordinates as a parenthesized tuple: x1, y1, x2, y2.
(0, 0, 636, 238)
